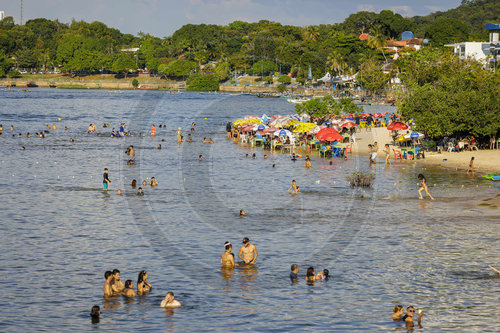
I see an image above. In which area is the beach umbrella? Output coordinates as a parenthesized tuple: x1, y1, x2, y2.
(233, 118, 262, 126)
(262, 127, 278, 134)
(323, 132, 344, 142)
(387, 122, 408, 131)
(293, 122, 317, 133)
(274, 129, 292, 137)
(316, 127, 340, 140)
(252, 124, 266, 131)
(340, 121, 357, 128)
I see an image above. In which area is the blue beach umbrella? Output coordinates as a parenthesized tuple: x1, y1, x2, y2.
(257, 124, 266, 131)
(308, 65, 312, 80)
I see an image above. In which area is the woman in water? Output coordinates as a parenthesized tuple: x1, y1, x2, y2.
(122, 280, 137, 297)
(137, 270, 152, 295)
(305, 267, 318, 282)
(418, 174, 434, 200)
(131, 179, 137, 188)
(220, 241, 238, 268)
(90, 305, 100, 323)
(392, 305, 404, 321)
(150, 177, 158, 187)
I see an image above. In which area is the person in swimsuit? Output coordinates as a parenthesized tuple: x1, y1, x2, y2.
(239, 210, 245, 217)
(305, 267, 319, 282)
(401, 306, 423, 329)
(150, 124, 157, 136)
(384, 144, 391, 166)
(111, 269, 124, 293)
(122, 280, 137, 297)
(90, 305, 100, 323)
(238, 237, 258, 264)
(131, 179, 137, 188)
(221, 241, 238, 268)
(103, 271, 115, 297)
(466, 157, 474, 175)
(290, 264, 299, 281)
(418, 174, 434, 200)
(226, 122, 232, 139)
(199, 155, 203, 161)
(304, 157, 312, 168)
(103, 168, 111, 190)
(392, 305, 404, 321)
(137, 187, 144, 196)
(137, 270, 152, 295)
(288, 180, 299, 193)
(160, 292, 182, 308)
(150, 177, 158, 187)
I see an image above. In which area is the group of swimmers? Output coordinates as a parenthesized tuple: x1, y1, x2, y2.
(220, 237, 258, 267)
(288, 264, 329, 283)
(93, 268, 180, 322)
(392, 305, 424, 330)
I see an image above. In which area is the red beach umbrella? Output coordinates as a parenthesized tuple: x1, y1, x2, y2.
(341, 121, 357, 128)
(387, 122, 408, 131)
(316, 127, 340, 140)
(323, 132, 344, 142)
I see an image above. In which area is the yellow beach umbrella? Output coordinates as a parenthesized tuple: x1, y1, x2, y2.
(285, 119, 301, 127)
(233, 118, 262, 126)
(293, 122, 318, 133)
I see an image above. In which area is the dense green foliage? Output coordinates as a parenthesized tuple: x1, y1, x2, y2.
(397, 51, 500, 138)
(186, 73, 219, 91)
(0, 0, 496, 78)
(277, 75, 291, 84)
(296, 97, 363, 117)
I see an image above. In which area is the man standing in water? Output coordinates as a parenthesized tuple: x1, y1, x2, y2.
(238, 237, 258, 264)
(103, 168, 111, 191)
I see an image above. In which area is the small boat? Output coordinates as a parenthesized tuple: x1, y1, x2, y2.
(287, 98, 310, 104)
(27, 82, 38, 87)
(49, 84, 56, 88)
(482, 173, 500, 181)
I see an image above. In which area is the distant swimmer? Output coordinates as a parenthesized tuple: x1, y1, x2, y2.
(131, 179, 137, 188)
(264, 154, 268, 159)
(137, 270, 152, 294)
(489, 265, 500, 275)
(402, 306, 423, 330)
(272, 164, 277, 168)
(288, 180, 299, 193)
(156, 144, 161, 149)
(103, 271, 115, 297)
(150, 177, 158, 187)
(199, 155, 203, 161)
(52, 123, 57, 130)
(111, 269, 124, 293)
(122, 280, 137, 297)
(150, 124, 157, 136)
(418, 174, 434, 200)
(137, 187, 144, 196)
(226, 122, 232, 139)
(238, 237, 258, 264)
(392, 305, 404, 321)
(208, 138, 214, 144)
(304, 156, 312, 168)
(142, 180, 147, 187)
(117, 189, 122, 195)
(103, 168, 111, 191)
(21, 146, 25, 150)
(221, 241, 238, 268)
(10, 125, 14, 131)
(252, 153, 256, 159)
(290, 264, 299, 281)
(239, 209, 245, 217)
(90, 305, 100, 323)
(160, 292, 182, 308)
(176, 128, 182, 143)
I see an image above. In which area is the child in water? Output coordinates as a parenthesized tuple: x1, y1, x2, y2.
(418, 174, 434, 200)
(288, 180, 299, 193)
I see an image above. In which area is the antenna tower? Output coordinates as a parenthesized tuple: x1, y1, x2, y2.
(20, 0, 23, 25)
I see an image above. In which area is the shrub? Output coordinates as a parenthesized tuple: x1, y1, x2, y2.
(186, 73, 219, 91)
(296, 77, 306, 85)
(278, 75, 291, 85)
(132, 79, 139, 88)
(7, 70, 21, 78)
(277, 83, 287, 93)
(263, 76, 273, 84)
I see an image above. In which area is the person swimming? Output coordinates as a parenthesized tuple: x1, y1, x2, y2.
(239, 209, 245, 217)
(160, 291, 182, 308)
(137, 270, 152, 294)
(137, 187, 144, 196)
(131, 179, 137, 188)
(150, 177, 158, 187)
(90, 305, 100, 323)
(392, 305, 404, 321)
(221, 241, 238, 268)
(288, 180, 299, 193)
(290, 264, 299, 281)
(122, 280, 137, 297)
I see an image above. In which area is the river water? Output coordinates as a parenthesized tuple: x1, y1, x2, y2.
(0, 88, 498, 332)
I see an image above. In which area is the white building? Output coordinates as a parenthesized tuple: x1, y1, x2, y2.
(0, 11, 5, 20)
(445, 42, 491, 61)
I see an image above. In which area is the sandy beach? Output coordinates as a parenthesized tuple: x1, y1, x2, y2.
(353, 127, 500, 174)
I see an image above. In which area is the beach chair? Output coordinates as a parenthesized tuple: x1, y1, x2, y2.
(344, 143, 353, 155)
(393, 149, 402, 161)
(447, 142, 455, 152)
(254, 134, 263, 146)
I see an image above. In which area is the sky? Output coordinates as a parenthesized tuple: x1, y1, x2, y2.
(0, 0, 462, 37)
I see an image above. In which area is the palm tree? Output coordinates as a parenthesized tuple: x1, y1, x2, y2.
(303, 26, 320, 42)
(367, 26, 388, 63)
(326, 51, 346, 77)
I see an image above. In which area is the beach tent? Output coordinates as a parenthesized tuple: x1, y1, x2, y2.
(318, 72, 332, 82)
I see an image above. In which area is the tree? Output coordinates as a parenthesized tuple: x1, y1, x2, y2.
(357, 59, 390, 96)
(295, 98, 328, 117)
(425, 18, 469, 46)
(158, 59, 196, 78)
(367, 26, 388, 63)
(303, 26, 320, 41)
(186, 73, 219, 91)
(263, 75, 273, 84)
(213, 62, 230, 81)
(278, 75, 291, 84)
(326, 51, 346, 77)
(132, 79, 139, 88)
(111, 53, 136, 76)
(252, 60, 278, 76)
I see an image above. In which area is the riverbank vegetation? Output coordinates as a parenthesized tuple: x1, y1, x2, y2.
(0, 0, 497, 82)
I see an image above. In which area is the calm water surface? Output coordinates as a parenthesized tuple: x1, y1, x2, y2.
(0, 88, 499, 332)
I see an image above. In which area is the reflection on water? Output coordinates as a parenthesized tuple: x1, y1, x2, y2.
(0, 89, 498, 331)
